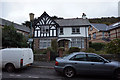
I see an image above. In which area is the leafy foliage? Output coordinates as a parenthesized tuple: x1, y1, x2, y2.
(84, 48, 96, 53)
(89, 42, 105, 51)
(51, 39, 58, 53)
(68, 47, 80, 53)
(2, 25, 28, 48)
(105, 39, 120, 54)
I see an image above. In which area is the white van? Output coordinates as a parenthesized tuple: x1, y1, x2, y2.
(0, 48, 34, 72)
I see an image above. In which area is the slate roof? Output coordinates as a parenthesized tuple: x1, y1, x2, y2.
(107, 22, 120, 30)
(91, 23, 108, 31)
(91, 22, 120, 31)
(54, 18, 90, 27)
(0, 18, 30, 33)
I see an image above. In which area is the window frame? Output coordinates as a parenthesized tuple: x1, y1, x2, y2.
(90, 26, 93, 31)
(59, 27, 64, 35)
(86, 54, 104, 62)
(69, 54, 87, 61)
(72, 27, 80, 34)
(93, 33, 96, 39)
(102, 32, 104, 38)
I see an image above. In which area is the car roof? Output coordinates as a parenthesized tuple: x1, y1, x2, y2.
(72, 52, 96, 55)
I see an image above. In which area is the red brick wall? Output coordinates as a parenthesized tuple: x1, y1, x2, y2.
(34, 38, 39, 50)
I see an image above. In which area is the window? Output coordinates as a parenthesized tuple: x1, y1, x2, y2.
(59, 28, 63, 35)
(72, 27, 80, 34)
(90, 26, 93, 31)
(41, 26, 49, 33)
(39, 39, 51, 49)
(108, 32, 110, 38)
(93, 33, 96, 39)
(89, 34, 91, 40)
(70, 54, 86, 61)
(71, 38, 84, 48)
(87, 54, 103, 62)
(102, 32, 104, 38)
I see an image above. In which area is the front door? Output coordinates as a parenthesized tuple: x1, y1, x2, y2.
(58, 39, 69, 51)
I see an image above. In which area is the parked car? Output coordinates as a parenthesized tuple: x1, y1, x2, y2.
(54, 52, 120, 79)
(0, 48, 34, 72)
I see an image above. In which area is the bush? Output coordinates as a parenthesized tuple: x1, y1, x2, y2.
(89, 42, 105, 51)
(68, 47, 80, 53)
(58, 47, 64, 51)
(84, 48, 95, 53)
(105, 39, 120, 54)
(95, 50, 107, 54)
(51, 39, 58, 53)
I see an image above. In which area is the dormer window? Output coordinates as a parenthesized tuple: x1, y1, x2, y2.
(72, 27, 80, 34)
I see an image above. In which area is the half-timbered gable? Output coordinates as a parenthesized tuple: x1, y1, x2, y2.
(33, 12, 58, 38)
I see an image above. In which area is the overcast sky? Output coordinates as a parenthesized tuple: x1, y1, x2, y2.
(0, 0, 120, 24)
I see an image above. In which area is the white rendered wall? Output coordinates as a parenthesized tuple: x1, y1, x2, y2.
(58, 27, 88, 37)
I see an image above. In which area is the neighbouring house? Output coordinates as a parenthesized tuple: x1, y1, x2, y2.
(89, 22, 120, 43)
(107, 22, 120, 40)
(33, 12, 90, 50)
(0, 18, 30, 37)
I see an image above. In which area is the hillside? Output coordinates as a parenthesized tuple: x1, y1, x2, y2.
(89, 17, 120, 25)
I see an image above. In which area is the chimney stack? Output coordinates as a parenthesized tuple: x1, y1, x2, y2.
(82, 13, 87, 19)
(29, 13, 34, 21)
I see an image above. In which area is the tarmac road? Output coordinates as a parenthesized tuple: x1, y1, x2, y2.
(1, 61, 115, 80)
(2, 67, 114, 80)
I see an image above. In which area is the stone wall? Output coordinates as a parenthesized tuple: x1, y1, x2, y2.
(34, 54, 47, 61)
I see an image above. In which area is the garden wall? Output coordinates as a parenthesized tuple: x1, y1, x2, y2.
(34, 54, 120, 61)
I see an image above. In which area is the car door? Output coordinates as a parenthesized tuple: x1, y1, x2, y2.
(69, 54, 90, 74)
(86, 54, 113, 75)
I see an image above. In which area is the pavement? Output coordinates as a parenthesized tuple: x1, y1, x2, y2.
(30, 61, 55, 69)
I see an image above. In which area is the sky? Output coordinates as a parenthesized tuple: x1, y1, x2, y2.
(0, 0, 120, 24)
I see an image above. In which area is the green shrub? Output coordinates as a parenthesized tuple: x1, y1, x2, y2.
(105, 39, 120, 54)
(89, 42, 105, 51)
(47, 47, 53, 52)
(68, 47, 80, 53)
(51, 39, 58, 53)
(84, 48, 96, 53)
(95, 50, 107, 54)
(58, 47, 64, 51)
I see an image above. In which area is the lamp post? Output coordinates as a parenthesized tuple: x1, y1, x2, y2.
(29, 13, 34, 48)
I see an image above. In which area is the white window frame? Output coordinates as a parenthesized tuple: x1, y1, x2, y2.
(39, 39, 51, 49)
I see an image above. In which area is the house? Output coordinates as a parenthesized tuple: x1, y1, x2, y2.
(0, 18, 30, 37)
(89, 22, 120, 43)
(33, 12, 90, 50)
(88, 23, 109, 43)
(107, 22, 120, 40)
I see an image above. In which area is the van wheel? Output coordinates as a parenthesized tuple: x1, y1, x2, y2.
(5, 64, 15, 72)
(64, 67, 75, 78)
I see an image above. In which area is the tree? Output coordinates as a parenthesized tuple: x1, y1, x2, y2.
(105, 39, 120, 54)
(2, 25, 28, 48)
(51, 39, 58, 53)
